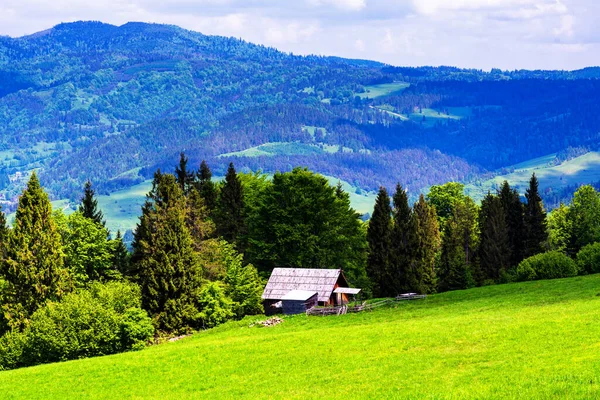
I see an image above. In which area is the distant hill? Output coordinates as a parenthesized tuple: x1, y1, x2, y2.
(1, 21, 600, 215)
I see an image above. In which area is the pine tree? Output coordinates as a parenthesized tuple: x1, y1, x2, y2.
(0, 172, 70, 329)
(524, 173, 548, 257)
(131, 170, 202, 332)
(390, 184, 413, 294)
(78, 180, 105, 226)
(175, 152, 194, 194)
(112, 230, 130, 276)
(186, 188, 215, 253)
(479, 192, 510, 282)
(215, 163, 246, 248)
(366, 187, 392, 297)
(411, 195, 441, 294)
(196, 160, 218, 212)
(498, 181, 525, 267)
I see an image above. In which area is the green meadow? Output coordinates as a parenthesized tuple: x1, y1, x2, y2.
(2, 274, 600, 399)
(357, 82, 410, 99)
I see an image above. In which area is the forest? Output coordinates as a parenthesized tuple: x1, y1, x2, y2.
(1, 155, 599, 371)
(2, 21, 600, 212)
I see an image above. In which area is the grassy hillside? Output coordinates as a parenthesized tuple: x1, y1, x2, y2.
(466, 151, 600, 203)
(2, 274, 600, 399)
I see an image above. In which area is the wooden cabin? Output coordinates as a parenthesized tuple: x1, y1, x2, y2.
(262, 268, 361, 314)
(281, 290, 319, 315)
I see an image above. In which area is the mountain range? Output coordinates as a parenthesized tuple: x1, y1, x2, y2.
(1, 21, 600, 227)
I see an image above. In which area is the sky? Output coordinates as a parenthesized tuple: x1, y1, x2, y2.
(0, 0, 598, 70)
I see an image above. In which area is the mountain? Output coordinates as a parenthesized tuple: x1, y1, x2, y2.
(1, 21, 600, 217)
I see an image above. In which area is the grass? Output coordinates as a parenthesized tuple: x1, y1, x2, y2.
(2, 274, 600, 399)
(218, 142, 324, 158)
(357, 82, 410, 99)
(466, 151, 600, 202)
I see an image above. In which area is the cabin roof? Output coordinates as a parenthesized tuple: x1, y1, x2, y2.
(262, 268, 347, 303)
(333, 287, 361, 295)
(281, 290, 318, 301)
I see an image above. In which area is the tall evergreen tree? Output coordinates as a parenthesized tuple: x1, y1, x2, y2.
(112, 230, 131, 276)
(215, 163, 246, 248)
(390, 184, 414, 294)
(366, 187, 392, 297)
(498, 181, 525, 267)
(479, 192, 510, 282)
(175, 152, 194, 194)
(186, 188, 215, 253)
(196, 160, 218, 213)
(78, 180, 104, 226)
(131, 170, 202, 332)
(411, 195, 441, 294)
(0, 172, 70, 329)
(0, 204, 7, 244)
(524, 173, 548, 257)
(438, 198, 479, 291)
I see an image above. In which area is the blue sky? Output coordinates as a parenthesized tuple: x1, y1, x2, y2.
(0, 0, 598, 70)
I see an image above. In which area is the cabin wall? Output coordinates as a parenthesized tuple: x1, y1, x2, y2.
(282, 295, 318, 315)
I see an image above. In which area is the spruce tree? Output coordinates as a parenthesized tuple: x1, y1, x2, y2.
(479, 192, 510, 282)
(131, 170, 202, 332)
(366, 187, 392, 297)
(524, 173, 548, 257)
(175, 152, 194, 194)
(186, 187, 215, 253)
(498, 181, 525, 267)
(215, 163, 246, 248)
(0, 172, 70, 329)
(112, 230, 131, 276)
(411, 195, 441, 294)
(78, 180, 105, 226)
(390, 184, 413, 294)
(196, 160, 218, 212)
(0, 204, 7, 244)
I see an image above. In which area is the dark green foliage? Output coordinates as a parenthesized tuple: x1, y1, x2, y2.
(0, 281, 153, 370)
(479, 192, 511, 282)
(78, 180, 105, 226)
(0, 173, 70, 330)
(567, 185, 600, 255)
(196, 160, 218, 213)
(498, 181, 525, 267)
(390, 184, 414, 294)
(247, 168, 367, 287)
(112, 230, 131, 276)
(0, 205, 7, 245)
(438, 198, 479, 292)
(215, 163, 246, 247)
(524, 174, 548, 257)
(366, 187, 392, 297)
(576, 242, 600, 275)
(411, 195, 441, 294)
(185, 188, 215, 253)
(131, 171, 202, 332)
(175, 153, 194, 194)
(516, 251, 578, 281)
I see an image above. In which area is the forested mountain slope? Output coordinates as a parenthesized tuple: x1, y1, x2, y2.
(1, 21, 599, 211)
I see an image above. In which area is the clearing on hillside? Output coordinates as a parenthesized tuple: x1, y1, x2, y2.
(2, 274, 600, 399)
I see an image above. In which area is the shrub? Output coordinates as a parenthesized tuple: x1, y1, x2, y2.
(197, 282, 233, 329)
(0, 331, 26, 371)
(516, 251, 578, 281)
(576, 242, 600, 275)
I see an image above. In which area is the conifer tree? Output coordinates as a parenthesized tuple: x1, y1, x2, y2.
(186, 188, 215, 253)
(411, 195, 441, 294)
(175, 152, 194, 194)
(0, 172, 70, 329)
(498, 181, 525, 267)
(131, 170, 202, 332)
(366, 187, 392, 297)
(112, 230, 130, 276)
(215, 163, 246, 248)
(479, 192, 510, 281)
(390, 184, 413, 294)
(0, 205, 7, 244)
(524, 173, 548, 257)
(196, 160, 218, 212)
(79, 180, 104, 226)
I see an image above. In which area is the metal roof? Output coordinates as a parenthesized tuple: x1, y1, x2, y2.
(281, 290, 318, 301)
(333, 287, 361, 295)
(262, 268, 346, 303)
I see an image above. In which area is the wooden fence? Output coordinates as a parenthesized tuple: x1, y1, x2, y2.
(306, 294, 426, 316)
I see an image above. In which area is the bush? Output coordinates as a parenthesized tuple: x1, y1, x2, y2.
(576, 242, 600, 275)
(0, 281, 153, 370)
(516, 251, 578, 281)
(197, 283, 233, 329)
